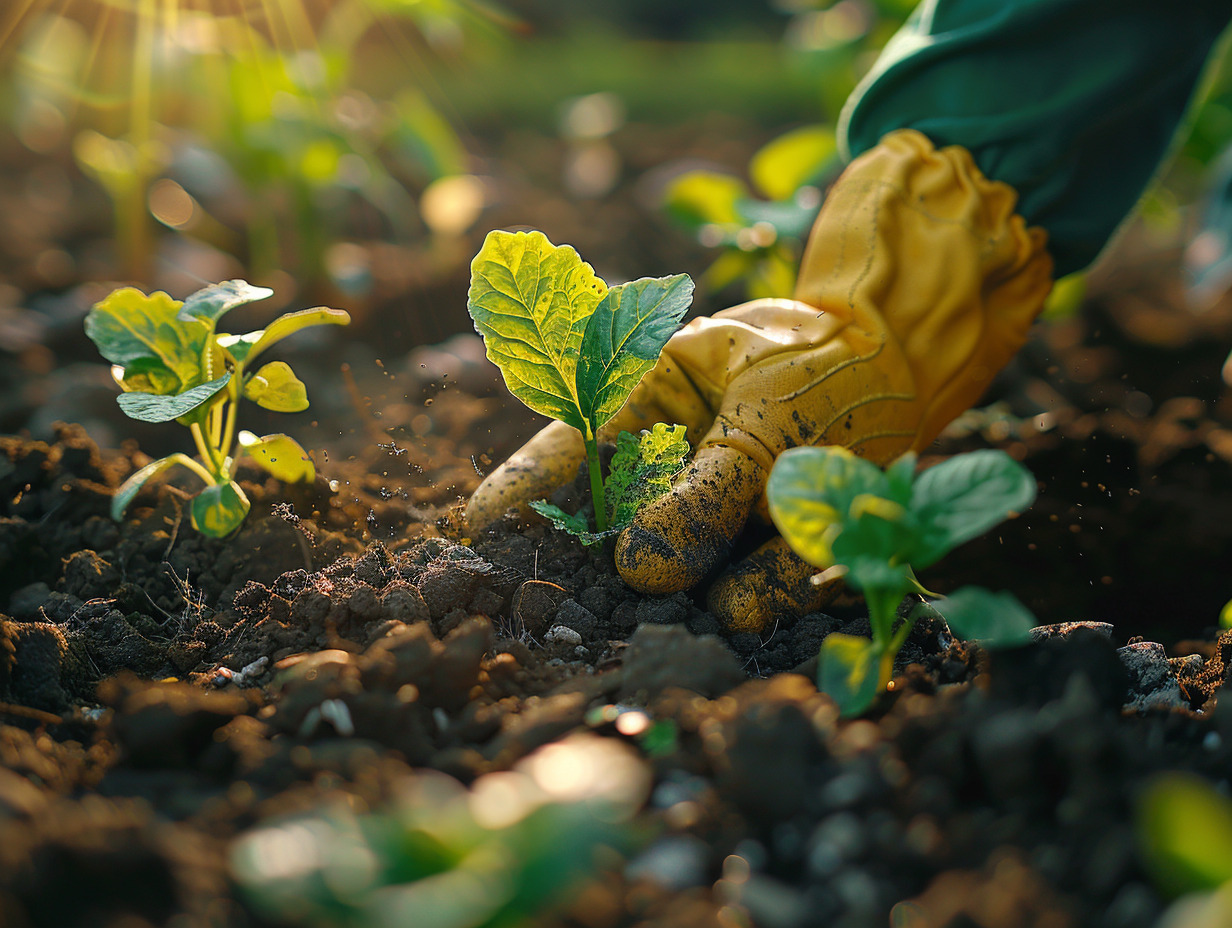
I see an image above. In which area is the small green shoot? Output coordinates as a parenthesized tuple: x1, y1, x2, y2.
(85, 279, 349, 537)
(767, 446, 1038, 717)
(468, 230, 694, 533)
(530, 422, 690, 544)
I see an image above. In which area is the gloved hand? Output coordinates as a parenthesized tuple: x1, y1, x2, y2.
(466, 129, 1053, 632)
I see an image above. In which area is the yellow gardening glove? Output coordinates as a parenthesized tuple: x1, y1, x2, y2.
(466, 129, 1053, 632)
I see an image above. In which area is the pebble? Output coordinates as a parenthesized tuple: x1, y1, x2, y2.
(544, 625, 582, 648)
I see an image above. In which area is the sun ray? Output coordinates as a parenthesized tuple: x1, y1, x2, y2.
(73, 0, 117, 123)
(0, 0, 51, 54)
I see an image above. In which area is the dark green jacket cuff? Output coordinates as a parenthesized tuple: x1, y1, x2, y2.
(840, 0, 1232, 276)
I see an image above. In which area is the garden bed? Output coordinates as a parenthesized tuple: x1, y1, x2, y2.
(4, 229, 1232, 927)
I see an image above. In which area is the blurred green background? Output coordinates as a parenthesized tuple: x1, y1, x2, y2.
(3, 0, 1232, 351)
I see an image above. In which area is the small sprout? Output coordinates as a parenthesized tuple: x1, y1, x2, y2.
(468, 230, 694, 534)
(85, 279, 349, 537)
(767, 446, 1039, 717)
(530, 422, 690, 544)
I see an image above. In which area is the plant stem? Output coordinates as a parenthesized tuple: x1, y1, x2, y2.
(865, 585, 903, 649)
(189, 421, 224, 482)
(220, 394, 239, 469)
(584, 431, 608, 532)
(887, 610, 918, 655)
(167, 452, 216, 487)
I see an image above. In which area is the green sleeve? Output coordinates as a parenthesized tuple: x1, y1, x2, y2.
(839, 0, 1232, 276)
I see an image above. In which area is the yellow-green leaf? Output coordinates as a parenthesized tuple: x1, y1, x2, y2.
(664, 171, 747, 227)
(244, 362, 308, 412)
(112, 363, 181, 396)
(191, 481, 250, 537)
(606, 424, 690, 526)
(467, 230, 607, 432)
(817, 633, 889, 718)
(767, 446, 887, 568)
(750, 125, 836, 201)
(84, 288, 208, 393)
(111, 455, 182, 520)
(577, 275, 693, 431)
(116, 374, 231, 423)
(244, 307, 351, 364)
(238, 431, 314, 483)
(179, 279, 273, 325)
(1138, 773, 1232, 897)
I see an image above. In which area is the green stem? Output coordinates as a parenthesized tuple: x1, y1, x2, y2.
(865, 585, 903, 650)
(887, 610, 918, 656)
(219, 391, 240, 473)
(189, 421, 224, 482)
(584, 431, 608, 532)
(166, 452, 216, 488)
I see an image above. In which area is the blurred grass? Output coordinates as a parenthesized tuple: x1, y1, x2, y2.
(359, 30, 825, 134)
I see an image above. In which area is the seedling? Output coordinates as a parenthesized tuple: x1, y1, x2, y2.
(767, 446, 1038, 716)
(232, 735, 644, 928)
(85, 279, 350, 537)
(468, 229, 694, 533)
(530, 422, 690, 544)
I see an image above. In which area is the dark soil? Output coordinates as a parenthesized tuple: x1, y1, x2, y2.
(6, 156, 1232, 927)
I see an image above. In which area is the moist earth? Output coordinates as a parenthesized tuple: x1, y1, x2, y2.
(5, 247, 1232, 928)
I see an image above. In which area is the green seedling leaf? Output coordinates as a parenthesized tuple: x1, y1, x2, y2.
(577, 275, 693, 431)
(239, 431, 315, 483)
(818, 633, 889, 718)
(1137, 772, 1232, 897)
(839, 554, 912, 596)
(528, 500, 610, 545)
(217, 331, 262, 364)
(910, 450, 1036, 568)
(178, 279, 274, 325)
(1221, 597, 1232, 630)
(191, 481, 251, 537)
(116, 374, 231, 423)
(113, 363, 181, 396)
(606, 424, 690, 526)
(111, 455, 184, 520)
(244, 361, 308, 412)
(244, 307, 352, 363)
(85, 288, 208, 392)
(930, 586, 1035, 647)
(767, 446, 891, 568)
(664, 171, 748, 228)
(468, 230, 607, 432)
(749, 125, 837, 201)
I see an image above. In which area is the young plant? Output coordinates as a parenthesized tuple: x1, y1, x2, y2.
(468, 229, 694, 533)
(530, 421, 690, 544)
(767, 446, 1038, 716)
(85, 279, 350, 537)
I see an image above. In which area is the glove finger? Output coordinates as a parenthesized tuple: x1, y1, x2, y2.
(615, 441, 765, 594)
(706, 535, 843, 634)
(465, 420, 585, 530)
